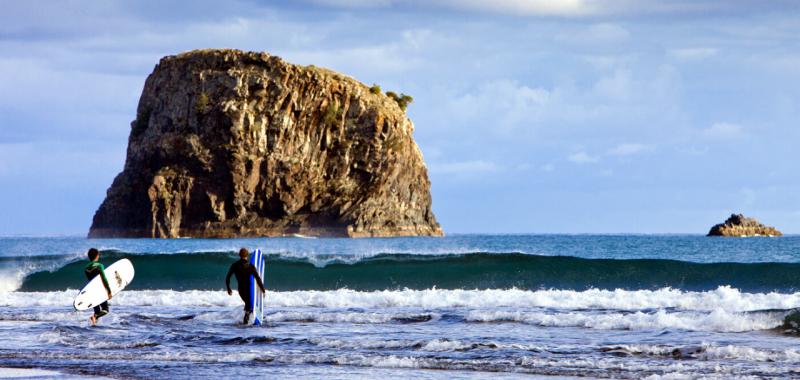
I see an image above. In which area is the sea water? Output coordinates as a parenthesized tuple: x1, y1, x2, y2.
(1, 235, 800, 379)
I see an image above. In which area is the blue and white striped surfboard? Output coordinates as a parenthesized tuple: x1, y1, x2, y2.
(249, 248, 265, 326)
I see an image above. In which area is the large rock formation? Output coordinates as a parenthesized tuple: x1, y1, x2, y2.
(89, 49, 442, 238)
(707, 214, 782, 237)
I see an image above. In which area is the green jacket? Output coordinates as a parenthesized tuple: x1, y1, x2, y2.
(85, 261, 111, 293)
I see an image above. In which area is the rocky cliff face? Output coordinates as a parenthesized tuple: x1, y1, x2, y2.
(89, 49, 442, 238)
(707, 214, 782, 237)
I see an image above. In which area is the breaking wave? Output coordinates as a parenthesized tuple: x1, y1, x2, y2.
(11, 250, 800, 292)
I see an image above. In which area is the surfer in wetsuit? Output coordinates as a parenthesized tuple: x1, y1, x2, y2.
(226, 248, 266, 324)
(84, 248, 112, 326)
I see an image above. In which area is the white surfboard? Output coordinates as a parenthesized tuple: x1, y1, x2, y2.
(249, 249, 265, 325)
(73, 259, 135, 311)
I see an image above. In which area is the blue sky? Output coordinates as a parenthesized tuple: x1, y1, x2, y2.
(1, 0, 798, 235)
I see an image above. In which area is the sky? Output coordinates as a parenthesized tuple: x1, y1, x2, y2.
(0, 0, 799, 235)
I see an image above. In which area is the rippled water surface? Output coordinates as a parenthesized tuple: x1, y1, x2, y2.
(2, 235, 800, 378)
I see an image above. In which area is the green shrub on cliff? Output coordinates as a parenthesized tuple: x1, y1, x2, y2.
(370, 84, 381, 94)
(398, 94, 413, 110)
(385, 91, 414, 111)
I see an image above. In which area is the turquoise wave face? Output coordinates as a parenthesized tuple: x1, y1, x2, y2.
(17, 250, 800, 292)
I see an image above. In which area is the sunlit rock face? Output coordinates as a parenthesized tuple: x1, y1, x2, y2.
(89, 49, 442, 238)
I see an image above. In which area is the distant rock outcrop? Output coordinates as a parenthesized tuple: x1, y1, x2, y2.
(707, 214, 782, 237)
(89, 49, 443, 238)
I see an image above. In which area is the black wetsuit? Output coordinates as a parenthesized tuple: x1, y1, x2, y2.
(84, 261, 111, 319)
(225, 259, 265, 311)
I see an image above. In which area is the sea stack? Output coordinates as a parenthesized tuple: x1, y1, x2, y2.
(89, 49, 443, 238)
(707, 213, 782, 237)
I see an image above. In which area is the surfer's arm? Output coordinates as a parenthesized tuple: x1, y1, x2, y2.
(225, 264, 234, 294)
(98, 265, 112, 296)
(252, 268, 266, 293)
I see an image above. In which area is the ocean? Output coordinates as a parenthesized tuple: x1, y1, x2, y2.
(1, 235, 800, 379)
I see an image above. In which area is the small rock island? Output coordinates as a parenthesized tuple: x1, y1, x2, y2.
(89, 49, 443, 238)
(707, 213, 782, 237)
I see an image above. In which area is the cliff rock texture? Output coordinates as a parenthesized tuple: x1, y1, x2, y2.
(707, 214, 782, 237)
(89, 49, 442, 238)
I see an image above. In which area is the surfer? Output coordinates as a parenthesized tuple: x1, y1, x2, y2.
(84, 248, 112, 326)
(225, 248, 266, 324)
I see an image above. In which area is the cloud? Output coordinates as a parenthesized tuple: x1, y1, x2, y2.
(568, 151, 600, 164)
(607, 143, 652, 156)
(442, 79, 551, 136)
(422, 0, 598, 17)
(541, 163, 555, 172)
(310, 0, 394, 8)
(556, 23, 631, 45)
(581, 54, 635, 69)
(702, 122, 745, 140)
(668, 47, 718, 61)
(319, 0, 796, 20)
(592, 68, 634, 100)
(307, 0, 768, 18)
(430, 160, 499, 174)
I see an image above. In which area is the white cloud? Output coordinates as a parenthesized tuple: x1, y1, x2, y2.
(568, 151, 600, 164)
(607, 143, 652, 156)
(556, 23, 631, 45)
(593, 69, 634, 100)
(581, 54, 635, 69)
(444, 80, 551, 135)
(302, 0, 765, 18)
(541, 163, 555, 172)
(310, 0, 394, 8)
(702, 122, 745, 140)
(431, 160, 499, 174)
(435, 0, 596, 17)
(668, 47, 718, 61)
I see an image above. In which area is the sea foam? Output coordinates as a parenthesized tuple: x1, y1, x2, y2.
(3, 286, 799, 311)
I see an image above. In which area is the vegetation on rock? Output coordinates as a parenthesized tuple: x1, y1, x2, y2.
(385, 91, 414, 111)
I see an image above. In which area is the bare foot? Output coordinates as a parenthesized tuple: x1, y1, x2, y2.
(89, 315, 97, 326)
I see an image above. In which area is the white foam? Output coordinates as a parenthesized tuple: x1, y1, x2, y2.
(0, 367, 105, 379)
(3, 286, 800, 312)
(0, 252, 84, 292)
(271, 286, 800, 311)
(0, 267, 27, 293)
(281, 353, 778, 378)
(267, 311, 402, 324)
(308, 337, 512, 352)
(465, 308, 780, 332)
(610, 343, 800, 363)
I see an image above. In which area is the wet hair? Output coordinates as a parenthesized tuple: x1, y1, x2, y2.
(239, 248, 249, 259)
(87, 248, 99, 261)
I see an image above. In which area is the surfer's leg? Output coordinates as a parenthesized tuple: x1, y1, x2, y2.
(238, 289, 252, 324)
(238, 289, 252, 310)
(95, 302, 109, 319)
(90, 304, 103, 326)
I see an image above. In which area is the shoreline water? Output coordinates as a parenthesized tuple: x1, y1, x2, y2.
(3, 235, 800, 378)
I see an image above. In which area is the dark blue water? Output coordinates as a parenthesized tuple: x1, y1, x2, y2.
(2, 235, 799, 378)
